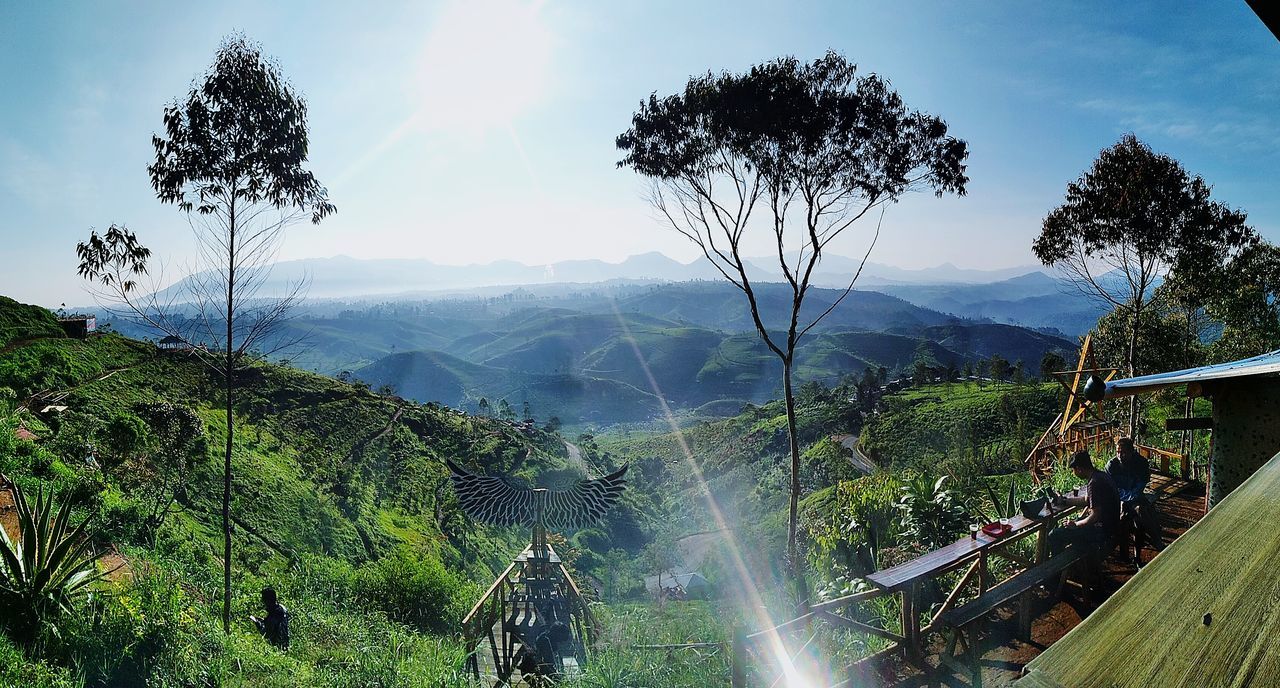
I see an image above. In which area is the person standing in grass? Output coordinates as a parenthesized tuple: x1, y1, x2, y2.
(250, 587, 290, 650)
(1047, 450, 1121, 555)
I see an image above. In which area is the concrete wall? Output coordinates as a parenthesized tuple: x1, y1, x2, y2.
(1209, 377, 1280, 505)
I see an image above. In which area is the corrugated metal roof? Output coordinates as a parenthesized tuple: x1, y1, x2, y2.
(1091, 349, 1280, 400)
(1018, 449, 1280, 687)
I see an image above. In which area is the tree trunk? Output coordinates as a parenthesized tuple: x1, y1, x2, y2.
(1127, 305, 1140, 438)
(222, 366, 234, 633)
(782, 358, 809, 607)
(223, 208, 236, 634)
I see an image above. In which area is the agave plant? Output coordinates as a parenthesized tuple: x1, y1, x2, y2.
(0, 476, 110, 642)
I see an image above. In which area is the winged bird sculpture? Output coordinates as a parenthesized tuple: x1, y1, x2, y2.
(446, 459, 628, 530)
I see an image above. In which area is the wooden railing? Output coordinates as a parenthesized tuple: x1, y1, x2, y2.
(733, 507, 1076, 687)
(461, 545, 599, 683)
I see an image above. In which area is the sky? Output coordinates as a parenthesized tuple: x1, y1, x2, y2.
(1, 1, 1278, 306)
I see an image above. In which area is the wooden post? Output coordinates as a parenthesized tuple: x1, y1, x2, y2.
(903, 581, 922, 662)
(978, 550, 989, 595)
(1035, 521, 1049, 565)
(731, 626, 747, 688)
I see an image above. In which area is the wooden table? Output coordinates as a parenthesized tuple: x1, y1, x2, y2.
(865, 503, 1080, 661)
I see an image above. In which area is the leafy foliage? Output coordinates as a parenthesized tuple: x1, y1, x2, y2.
(1033, 133, 1253, 434)
(859, 382, 1060, 470)
(148, 34, 334, 223)
(894, 475, 966, 550)
(0, 479, 110, 643)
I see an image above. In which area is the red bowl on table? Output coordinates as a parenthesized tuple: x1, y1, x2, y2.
(981, 522, 1011, 537)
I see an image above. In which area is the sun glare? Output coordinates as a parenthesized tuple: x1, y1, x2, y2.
(414, 0, 552, 135)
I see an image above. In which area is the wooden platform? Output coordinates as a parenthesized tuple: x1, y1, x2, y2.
(1020, 459, 1279, 687)
(472, 603, 582, 687)
(882, 472, 1206, 688)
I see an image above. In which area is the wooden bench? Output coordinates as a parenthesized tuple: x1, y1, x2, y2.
(937, 547, 1087, 687)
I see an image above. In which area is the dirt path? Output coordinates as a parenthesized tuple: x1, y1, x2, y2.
(0, 337, 41, 356)
(0, 478, 18, 543)
(562, 439, 589, 473)
(674, 528, 735, 570)
(0, 478, 134, 581)
(346, 402, 406, 460)
(832, 434, 878, 474)
(29, 367, 130, 409)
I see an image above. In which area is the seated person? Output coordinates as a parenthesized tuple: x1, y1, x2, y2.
(1106, 436, 1161, 564)
(250, 587, 290, 650)
(1047, 450, 1121, 556)
(1106, 436, 1149, 503)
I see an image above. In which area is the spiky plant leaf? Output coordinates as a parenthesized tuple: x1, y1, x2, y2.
(0, 476, 109, 643)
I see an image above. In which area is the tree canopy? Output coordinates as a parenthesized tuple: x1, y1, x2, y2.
(617, 51, 968, 592)
(149, 33, 334, 224)
(1033, 134, 1252, 310)
(1033, 134, 1253, 435)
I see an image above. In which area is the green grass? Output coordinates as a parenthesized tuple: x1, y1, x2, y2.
(860, 381, 1062, 471)
(0, 296, 64, 348)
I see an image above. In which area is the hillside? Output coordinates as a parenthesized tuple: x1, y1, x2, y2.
(913, 323, 1077, 369)
(0, 296, 64, 347)
(353, 349, 663, 422)
(0, 294, 653, 685)
(0, 292, 1086, 686)
(326, 285, 1075, 424)
(604, 281, 957, 333)
(859, 381, 1063, 471)
(876, 272, 1107, 336)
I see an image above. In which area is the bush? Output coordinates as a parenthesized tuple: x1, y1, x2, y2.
(0, 634, 75, 688)
(0, 481, 110, 643)
(355, 546, 478, 634)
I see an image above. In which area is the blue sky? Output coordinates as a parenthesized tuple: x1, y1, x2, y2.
(1, 1, 1277, 305)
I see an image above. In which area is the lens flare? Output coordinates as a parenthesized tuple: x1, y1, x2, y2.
(608, 300, 808, 685)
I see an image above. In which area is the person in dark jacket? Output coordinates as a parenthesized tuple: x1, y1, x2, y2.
(250, 587, 290, 649)
(1048, 450, 1122, 556)
(1107, 436, 1162, 565)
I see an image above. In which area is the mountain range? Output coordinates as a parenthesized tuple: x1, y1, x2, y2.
(150, 253, 1050, 301)
(102, 256, 1099, 426)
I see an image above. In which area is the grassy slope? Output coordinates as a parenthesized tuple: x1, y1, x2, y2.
(859, 381, 1063, 471)
(0, 296, 63, 348)
(0, 295, 1080, 685)
(0, 304, 608, 684)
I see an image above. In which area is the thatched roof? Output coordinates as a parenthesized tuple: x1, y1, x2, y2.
(1019, 450, 1280, 687)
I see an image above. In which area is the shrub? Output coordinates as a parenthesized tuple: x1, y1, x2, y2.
(0, 633, 75, 688)
(355, 546, 477, 634)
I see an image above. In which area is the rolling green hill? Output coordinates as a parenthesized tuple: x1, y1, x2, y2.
(914, 323, 1076, 366)
(0, 294, 646, 685)
(352, 349, 664, 422)
(606, 282, 956, 332)
(859, 381, 1063, 470)
(0, 296, 64, 347)
(354, 316, 1075, 425)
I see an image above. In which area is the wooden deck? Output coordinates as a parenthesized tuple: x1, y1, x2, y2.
(1020, 459, 1279, 687)
(880, 472, 1206, 688)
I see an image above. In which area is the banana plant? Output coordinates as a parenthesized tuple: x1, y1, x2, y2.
(0, 476, 111, 642)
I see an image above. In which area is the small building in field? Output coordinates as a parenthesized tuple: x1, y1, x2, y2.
(158, 335, 191, 351)
(644, 571, 713, 599)
(58, 315, 96, 338)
